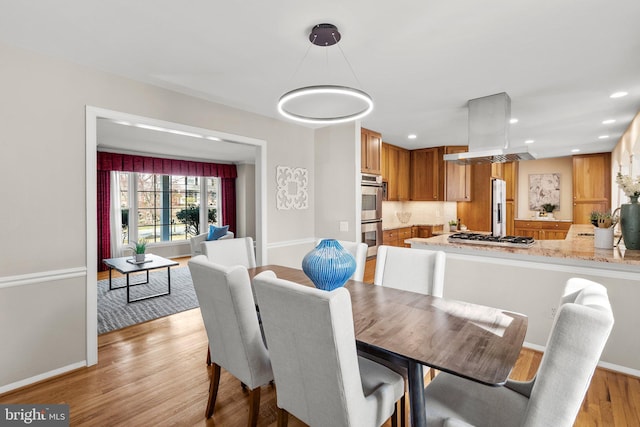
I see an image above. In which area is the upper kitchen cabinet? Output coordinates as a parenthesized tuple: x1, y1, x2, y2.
(361, 127, 382, 175)
(411, 147, 444, 201)
(382, 142, 410, 201)
(444, 146, 471, 201)
(572, 152, 611, 224)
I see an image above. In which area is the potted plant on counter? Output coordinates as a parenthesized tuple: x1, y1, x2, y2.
(448, 220, 457, 232)
(590, 211, 617, 249)
(541, 203, 557, 219)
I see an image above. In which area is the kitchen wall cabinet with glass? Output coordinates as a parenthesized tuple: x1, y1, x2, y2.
(361, 127, 382, 175)
(381, 142, 410, 201)
(572, 152, 611, 224)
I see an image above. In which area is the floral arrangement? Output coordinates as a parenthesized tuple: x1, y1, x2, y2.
(616, 173, 640, 198)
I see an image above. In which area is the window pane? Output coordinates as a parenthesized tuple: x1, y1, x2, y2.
(207, 177, 219, 226)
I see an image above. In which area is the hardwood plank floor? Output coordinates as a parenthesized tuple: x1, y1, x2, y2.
(2, 258, 637, 426)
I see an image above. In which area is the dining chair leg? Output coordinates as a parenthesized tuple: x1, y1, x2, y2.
(206, 347, 211, 365)
(247, 386, 261, 427)
(276, 407, 288, 427)
(206, 363, 221, 418)
(400, 394, 407, 427)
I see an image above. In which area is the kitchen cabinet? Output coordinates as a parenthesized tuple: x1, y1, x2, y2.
(514, 220, 572, 240)
(412, 225, 443, 239)
(456, 162, 518, 233)
(383, 227, 413, 247)
(410, 147, 444, 201)
(444, 146, 471, 201)
(572, 153, 611, 224)
(382, 142, 410, 201)
(361, 127, 382, 175)
(503, 162, 518, 236)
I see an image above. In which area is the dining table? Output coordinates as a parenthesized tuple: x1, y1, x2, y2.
(247, 265, 528, 427)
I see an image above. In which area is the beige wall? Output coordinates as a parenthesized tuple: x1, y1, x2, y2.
(516, 157, 574, 220)
(0, 41, 321, 390)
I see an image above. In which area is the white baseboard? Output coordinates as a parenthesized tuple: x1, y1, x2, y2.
(0, 361, 86, 394)
(523, 341, 640, 378)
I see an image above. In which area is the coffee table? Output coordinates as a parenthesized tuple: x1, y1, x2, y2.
(102, 254, 179, 303)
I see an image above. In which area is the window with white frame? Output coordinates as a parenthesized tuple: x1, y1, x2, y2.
(118, 172, 219, 244)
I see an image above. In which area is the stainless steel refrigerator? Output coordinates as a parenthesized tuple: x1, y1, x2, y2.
(492, 178, 507, 237)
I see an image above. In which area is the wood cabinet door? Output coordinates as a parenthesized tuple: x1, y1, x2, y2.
(387, 145, 399, 200)
(573, 153, 611, 224)
(444, 146, 471, 201)
(381, 143, 390, 182)
(398, 149, 411, 201)
(361, 128, 382, 174)
(411, 148, 443, 201)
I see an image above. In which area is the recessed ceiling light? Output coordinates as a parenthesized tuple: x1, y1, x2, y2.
(408, 134, 417, 139)
(598, 135, 610, 139)
(510, 118, 518, 124)
(610, 91, 628, 98)
(602, 119, 616, 124)
(524, 139, 534, 144)
(571, 149, 580, 153)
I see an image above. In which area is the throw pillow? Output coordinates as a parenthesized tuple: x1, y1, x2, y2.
(207, 224, 229, 241)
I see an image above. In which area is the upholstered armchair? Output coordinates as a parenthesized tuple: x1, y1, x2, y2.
(189, 230, 234, 256)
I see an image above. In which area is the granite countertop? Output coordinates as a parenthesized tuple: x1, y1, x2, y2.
(514, 217, 574, 222)
(406, 224, 640, 271)
(383, 223, 444, 231)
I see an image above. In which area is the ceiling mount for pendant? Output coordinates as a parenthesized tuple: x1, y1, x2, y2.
(277, 23, 374, 125)
(309, 23, 341, 46)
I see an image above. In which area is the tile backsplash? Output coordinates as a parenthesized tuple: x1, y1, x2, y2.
(382, 201, 457, 229)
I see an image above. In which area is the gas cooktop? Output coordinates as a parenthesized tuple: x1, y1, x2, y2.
(447, 233, 535, 248)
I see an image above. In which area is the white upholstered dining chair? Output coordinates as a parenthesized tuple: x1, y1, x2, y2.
(201, 236, 256, 268)
(253, 270, 406, 427)
(423, 277, 614, 427)
(187, 256, 273, 426)
(315, 238, 368, 282)
(374, 245, 446, 296)
(372, 245, 446, 385)
(199, 236, 257, 366)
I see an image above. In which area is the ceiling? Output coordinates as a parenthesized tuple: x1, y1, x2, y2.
(2, 0, 640, 159)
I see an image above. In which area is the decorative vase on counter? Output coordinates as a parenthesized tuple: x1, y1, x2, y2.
(620, 195, 640, 250)
(302, 239, 356, 291)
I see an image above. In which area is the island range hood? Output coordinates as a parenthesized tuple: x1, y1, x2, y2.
(443, 92, 536, 165)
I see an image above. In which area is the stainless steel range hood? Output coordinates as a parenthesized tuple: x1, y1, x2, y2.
(443, 92, 536, 165)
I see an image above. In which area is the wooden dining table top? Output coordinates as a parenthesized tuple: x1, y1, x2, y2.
(248, 265, 528, 386)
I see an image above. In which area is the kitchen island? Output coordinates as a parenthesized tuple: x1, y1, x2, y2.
(406, 224, 640, 376)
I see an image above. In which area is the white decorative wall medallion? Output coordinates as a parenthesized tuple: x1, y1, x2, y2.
(276, 166, 309, 210)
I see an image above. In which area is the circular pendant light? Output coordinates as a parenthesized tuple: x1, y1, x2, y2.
(277, 24, 374, 124)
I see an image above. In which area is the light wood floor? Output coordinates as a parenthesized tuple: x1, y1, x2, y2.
(1, 258, 637, 426)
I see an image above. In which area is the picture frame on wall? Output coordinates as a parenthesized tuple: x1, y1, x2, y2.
(528, 173, 560, 210)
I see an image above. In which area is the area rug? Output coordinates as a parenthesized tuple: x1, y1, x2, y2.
(97, 266, 199, 334)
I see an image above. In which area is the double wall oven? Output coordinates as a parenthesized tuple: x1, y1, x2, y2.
(361, 173, 383, 257)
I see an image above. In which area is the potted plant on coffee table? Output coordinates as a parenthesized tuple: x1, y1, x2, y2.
(133, 239, 147, 262)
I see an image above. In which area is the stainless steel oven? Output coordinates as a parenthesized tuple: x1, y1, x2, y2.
(361, 219, 383, 258)
(361, 174, 383, 221)
(361, 173, 383, 257)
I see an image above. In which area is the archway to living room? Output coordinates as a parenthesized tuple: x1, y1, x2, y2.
(85, 106, 267, 365)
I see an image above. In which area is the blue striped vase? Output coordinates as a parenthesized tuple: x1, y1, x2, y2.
(302, 239, 356, 291)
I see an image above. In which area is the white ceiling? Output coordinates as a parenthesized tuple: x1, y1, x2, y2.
(2, 0, 639, 159)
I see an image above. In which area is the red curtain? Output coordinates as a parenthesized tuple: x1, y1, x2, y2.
(96, 152, 238, 269)
(220, 177, 236, 235)
(97, 170, 111, 271)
